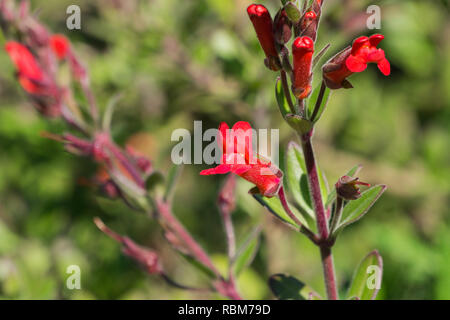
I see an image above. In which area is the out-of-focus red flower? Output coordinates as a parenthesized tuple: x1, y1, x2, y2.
(5, 41, 45, 94)
(50, 34, 70, 59)
(200, 121, 282, 197)
(323, 34, 390, 89)
(292, 36, 314, 99)
(247, 4, 280, 71)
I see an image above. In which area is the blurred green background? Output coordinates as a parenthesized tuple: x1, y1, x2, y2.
(0, 0, 449, 299)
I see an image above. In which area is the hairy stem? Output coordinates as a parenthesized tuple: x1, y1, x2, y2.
(280, 69, 296, 114)
(300, 131, 338, 300)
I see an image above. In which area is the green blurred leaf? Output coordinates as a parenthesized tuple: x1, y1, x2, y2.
(347, 250, 383, 300)
(231, 226, 261, 276)
(284, 2, 301, 23)
(180, 253, 217, 280)
(334, 185, 386, 234)
(269, 273, 319, 300)
(164, 164, 183, 201)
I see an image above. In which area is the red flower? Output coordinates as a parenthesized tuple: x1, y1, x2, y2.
(247, 4, 280, 71)
(292, 36, 314, 99)
(200, 121, 282, 197)
(5, 41, 45, 94)
(323, 34, 390, 89)
(50, 34, 70, 59)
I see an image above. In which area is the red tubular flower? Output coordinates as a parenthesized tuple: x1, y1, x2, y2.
(5, 41, 45, 94)
(50, 34, 70, 59)
(247, 4, 280, 71)
(200, 121, 282, 197)
(292, 36, 314, 99)
(323, 34, 390, 89)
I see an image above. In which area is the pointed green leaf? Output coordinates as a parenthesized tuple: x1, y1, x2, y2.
(307, 83, 331, 122)
(325, 164, 362, 208)
(275, 77, 291, 118)
(231, 227, 261, 276)
(285, 114, 313, 135)
(253, 194, 309, 228)
(334, 185, 386, 234)
(180, 253, 217, 279)
(269, 274, 320, 300)
(347, 250, 383, 300)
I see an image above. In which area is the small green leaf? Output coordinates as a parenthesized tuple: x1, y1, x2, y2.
(253, 194, 308, 228)
(164, 164, 183, 201)
(334, 185, 386, 234)
(284, 2, 301, 23)
(307, 83, 331, 122)
(325, 164, 362, 208)
(231, 227, 261, 276)
(146, 170, 165, 192)
(285, 114, 313, 135)
(275, 77, 291, 118)
(269, 274, 320, 300)
(347, 250, 383, 300)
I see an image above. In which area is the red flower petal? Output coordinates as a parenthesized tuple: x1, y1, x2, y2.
(5, 41, 43, 80)
(377, 58, 391, 76)
(200, 164, 232, 175)
(345, 54, 367, 73)
(369, 34, 384, 47)
(351, 36, 369, 55)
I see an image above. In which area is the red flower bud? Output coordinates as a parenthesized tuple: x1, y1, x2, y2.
(323, 34, 390, 89)
(50, 34, 70, 59)
(5, 41, 45, 94)
(247, 4, 280, 71)
(292, 36, 314, 99)
(300, 11, 318, 41)
(200, 121, 282, 197)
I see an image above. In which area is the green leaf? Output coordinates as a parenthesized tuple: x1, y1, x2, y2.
(253, 194, 308, 228)
(285, 142, 328, 220)
(325, 164, 362, 208)
(347, 250, 383, 300)
(307, 83, 331, 122)
(164, 164, 183, 201)
(269, 274, 320, 300)
(231, 227, 261, 276)
(334, 185, 387, 234)
(285, 114, 313, 135)
(284, 2, 301, 23)
(275, 77, 291, 118)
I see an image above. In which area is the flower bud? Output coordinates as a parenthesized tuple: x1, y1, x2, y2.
(300, 11, 318, 41)
(292, 36, 314, 99)
(273, 9, 292, 45)
(50, 34, 70, 59)
(335, 175, 370, 200)
(247, 4, 280, 71)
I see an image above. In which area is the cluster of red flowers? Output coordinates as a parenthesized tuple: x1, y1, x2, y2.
(200, 2, 390, 198)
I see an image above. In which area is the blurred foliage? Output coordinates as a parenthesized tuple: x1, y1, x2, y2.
(0, 0, 449, 299)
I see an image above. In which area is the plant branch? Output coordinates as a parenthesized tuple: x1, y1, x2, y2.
(280, 69, 296, 114)
(310, 80, 326, 122)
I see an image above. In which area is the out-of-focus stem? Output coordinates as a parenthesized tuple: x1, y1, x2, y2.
(222, 210, 235, 260)
(155, 199, 221, 277)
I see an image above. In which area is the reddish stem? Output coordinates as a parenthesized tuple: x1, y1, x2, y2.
(301, 131, 338, 300)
